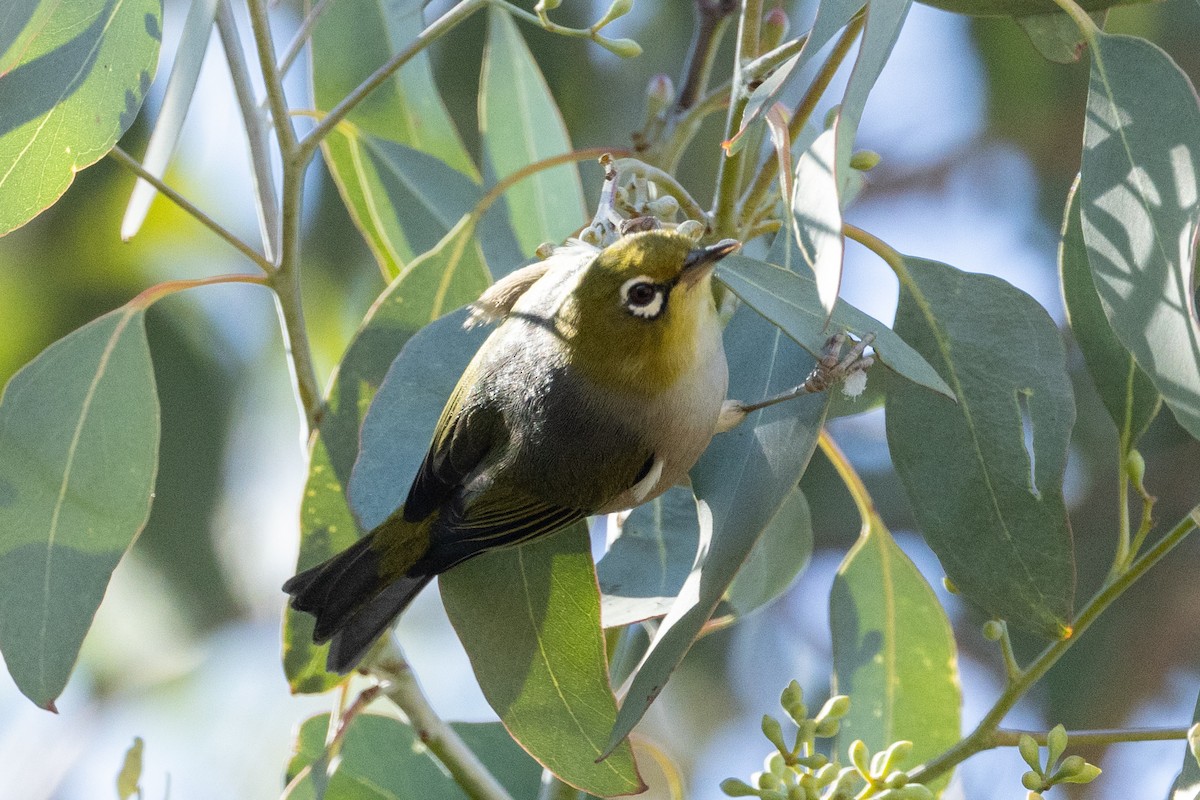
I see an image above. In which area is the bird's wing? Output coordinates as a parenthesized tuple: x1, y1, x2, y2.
(430, 489, 586, 569)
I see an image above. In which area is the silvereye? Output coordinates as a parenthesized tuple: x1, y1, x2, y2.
(285, 227, 868, 673)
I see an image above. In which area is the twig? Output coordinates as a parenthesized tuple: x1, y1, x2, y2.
(107, 146, 274, 273)
(277, 0, 333, 76)
(128, 273, 269, 309)
(995, 726, 1191, 747)
(247, 0, 298, 156)
(676, 0, 739, 111)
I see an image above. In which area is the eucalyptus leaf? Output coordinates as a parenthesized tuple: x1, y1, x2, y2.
(121, 0, 219, 239)
(285, 715, 542, 800)
(598, 486, 699, 629)
(720, 487, 813, 620)
(0, 0, 161, 235)
(1060, 177, 1160, 450)
(1168, 692, 1200, 800)
(312, 0, 476, 278)
(716, 255, 952, 398)
(1015, 10, 1104, 64)
(116, 737, 144, 800)
(480, 6, 587, 254)
(1079, 32, 1200, 441)
(791, 129, 844, 319)
(442, 524, 644, 797)
(608, 304, 829, 753)
(886, 258, 1076, 639)
(284, 225, 494, 692)
(917, 0, 1149, 15)
(831, 514, 960, 795)
(0, 307, 159, 708)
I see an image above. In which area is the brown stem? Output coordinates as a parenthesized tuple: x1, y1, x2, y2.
(675, 0, 739, 111)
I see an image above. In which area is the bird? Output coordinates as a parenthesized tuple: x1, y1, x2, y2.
(284, 225, 871, 673)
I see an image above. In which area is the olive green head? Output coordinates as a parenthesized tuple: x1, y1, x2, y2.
(563, 229, 740, 392)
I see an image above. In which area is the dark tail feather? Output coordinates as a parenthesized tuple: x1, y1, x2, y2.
(283, 532, 433, 673)
(326, 572, 434, 673)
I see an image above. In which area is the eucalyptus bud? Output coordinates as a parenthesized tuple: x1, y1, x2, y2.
(759, 8, 790, 54)
(762, 714, 789, 754)
(1018, 734, 1042, 773)
(1188, 723, 1200, 767)
(1126, 448, 1146, 486)
(1046, 724, 1068, 767)
(942, 576, 959, 594)
(535, 0, 561, 11)
(598, 36, 642, 58)
(982, 620, 1004, 641)
(720, 778, 760, 797)
(849, 740, 870, 777)
(597, 0, 634, 26)
(645, 74, 675, 120)
(780, 680, 807, 722)
(815, 695, 851, 723)
(849, 150, 882, 171)
(1053, 756, 1101, 784)
(676, 219, 705, 241)
(1021, 771, 1045, 791)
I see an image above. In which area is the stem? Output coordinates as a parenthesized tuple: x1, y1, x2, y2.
(612, 158, 709, 225)
(1112, 447, 1132, 578)
(1047, 0, 1101, 43)
(372, 641, 516, 800)
(215, 0, 281, 261)
(819, 429, 877, 521)
(737, 14, 864, 232)
(910, 506, 1200, 785)
(994, 727, 1190, 747)
(128, 273, 268, 309)
(277, 0, 333, 76)
(107, 146, 274, 273)
(470, 147, 632, 223)
(247, 0, 299, 155)
(739, 0, 764, 65)
(995, 620, 1022, 684)
(676, 0, 738, 111)
(299, 0, 487, 158)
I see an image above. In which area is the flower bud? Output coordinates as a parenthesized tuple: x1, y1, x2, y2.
(1189, 723, 1200, 767)
(823, 105, 841, 130)
(815, 695, 851, 723)
(1126, 448, 1146, 486)
(1046, 724, 1068, 766)
(764, 751, 786, 776)
(896, 785, 934, 799)
(720, 778, 760, 797)
(942, 576, 959, 594)
(1057, 762, 1101, 784)
(676, 219, 705, 241)
(813, 718, 840, 739)
(1026, 793, 1045, 800)
(645, 74, 675, 119)
(874, 741, 913, 777)
(982, 620, 1004, 641)
(598, 36, 642, 58)
(759, 8, 790, 54)
(780, 680, 806, 721)
(1021, 770, 1045, 791)
(849, 150, 882, 171)
(849, 740, 870, 777)
(757, 770, 784, 791)
(1018, 734, 1042, 772)
(762, 714, 789, 754)
(535, 0, 561, 11)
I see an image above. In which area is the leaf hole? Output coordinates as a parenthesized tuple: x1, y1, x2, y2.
(1017, 390, 1040, 499)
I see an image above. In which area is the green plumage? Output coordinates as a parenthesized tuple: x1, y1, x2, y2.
(284, 230, 738, 673)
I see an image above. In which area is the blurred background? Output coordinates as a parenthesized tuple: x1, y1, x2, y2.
(1, 0, 1198, 797)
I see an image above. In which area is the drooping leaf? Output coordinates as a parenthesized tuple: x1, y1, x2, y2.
(1060, 177, 1160, 450)
(480, 6, 587, 254)
(720, 487, 813, 621)
(442, 524, 644, 798)
(830, 514, 960, 795)
(311, 0, 476, 278)
(917, 0, 1150, 16)
(598, 486, 700, 629)
(285, 715, 542, 800)
(790, 129, 843, 319)
(1015, 10, 1104, 64)
(1079, 32, 1200, 441)
(886, 258, 1076, 639)
(0, 0, 162, 235)
(120, 0, 218, 239)
(835, 0, 910, 192)
(0, 307, 159, 708)
(350, 305, 489, 529)
(608, 304, 830, 753)
(716, 255, 952, 398)
(284, 225, 494, 692)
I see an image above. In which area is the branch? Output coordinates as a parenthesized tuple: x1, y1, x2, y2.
(107, 146, 274, 273)
(676, 0, 739, 111)
(277, 0, 333, 76)
(128, 273, 269, 309)
(247, 0, 298, 155)
(995, 727, 1191, 747)
(299, 0, 487, 158)
(372, 641, 515, 800)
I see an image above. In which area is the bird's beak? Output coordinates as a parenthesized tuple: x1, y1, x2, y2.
(679, 238, 741, 287)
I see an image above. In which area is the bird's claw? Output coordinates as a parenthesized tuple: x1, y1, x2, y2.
(801, 332, 876, 394)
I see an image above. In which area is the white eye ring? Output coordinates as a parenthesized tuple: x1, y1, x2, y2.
(620, 275, 665, 319)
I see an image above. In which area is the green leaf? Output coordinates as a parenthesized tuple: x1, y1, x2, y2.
(1060, 177, 1160, 450)
(791, 129, 843, 319)
(886, 258, 1076, 639)
(312, 0, 476, 278)
(716, 255, 952, 398)
(285, 715, 542, 800)
(116, 736, 144, 800)
(284, 224, 493, 692)
(835, 0, 910, 195)
(608, 304, 830, 753)
(1079, 32, 1200, 441)
(1015, 11, 1104, 64)
(480, 6, 587, 254)
(441, 524, 645, 798)
(0, 0, 162, 235)
(720, 487, 813, 620)
(120, 0, 218, 239)
(830, 514, 961, 795)
(917, 0, 1150, 16)
(351, 305, 490, 529)
(597, 485, 700, 628)
(0, 307, 159, 708)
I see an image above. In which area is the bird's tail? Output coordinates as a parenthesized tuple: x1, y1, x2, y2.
(283, 517, 434, 674)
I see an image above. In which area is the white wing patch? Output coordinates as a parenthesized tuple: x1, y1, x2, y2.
(630, 456, 664, 503)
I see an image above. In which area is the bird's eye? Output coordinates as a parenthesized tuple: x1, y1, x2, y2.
(627, 282, 657, 307)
